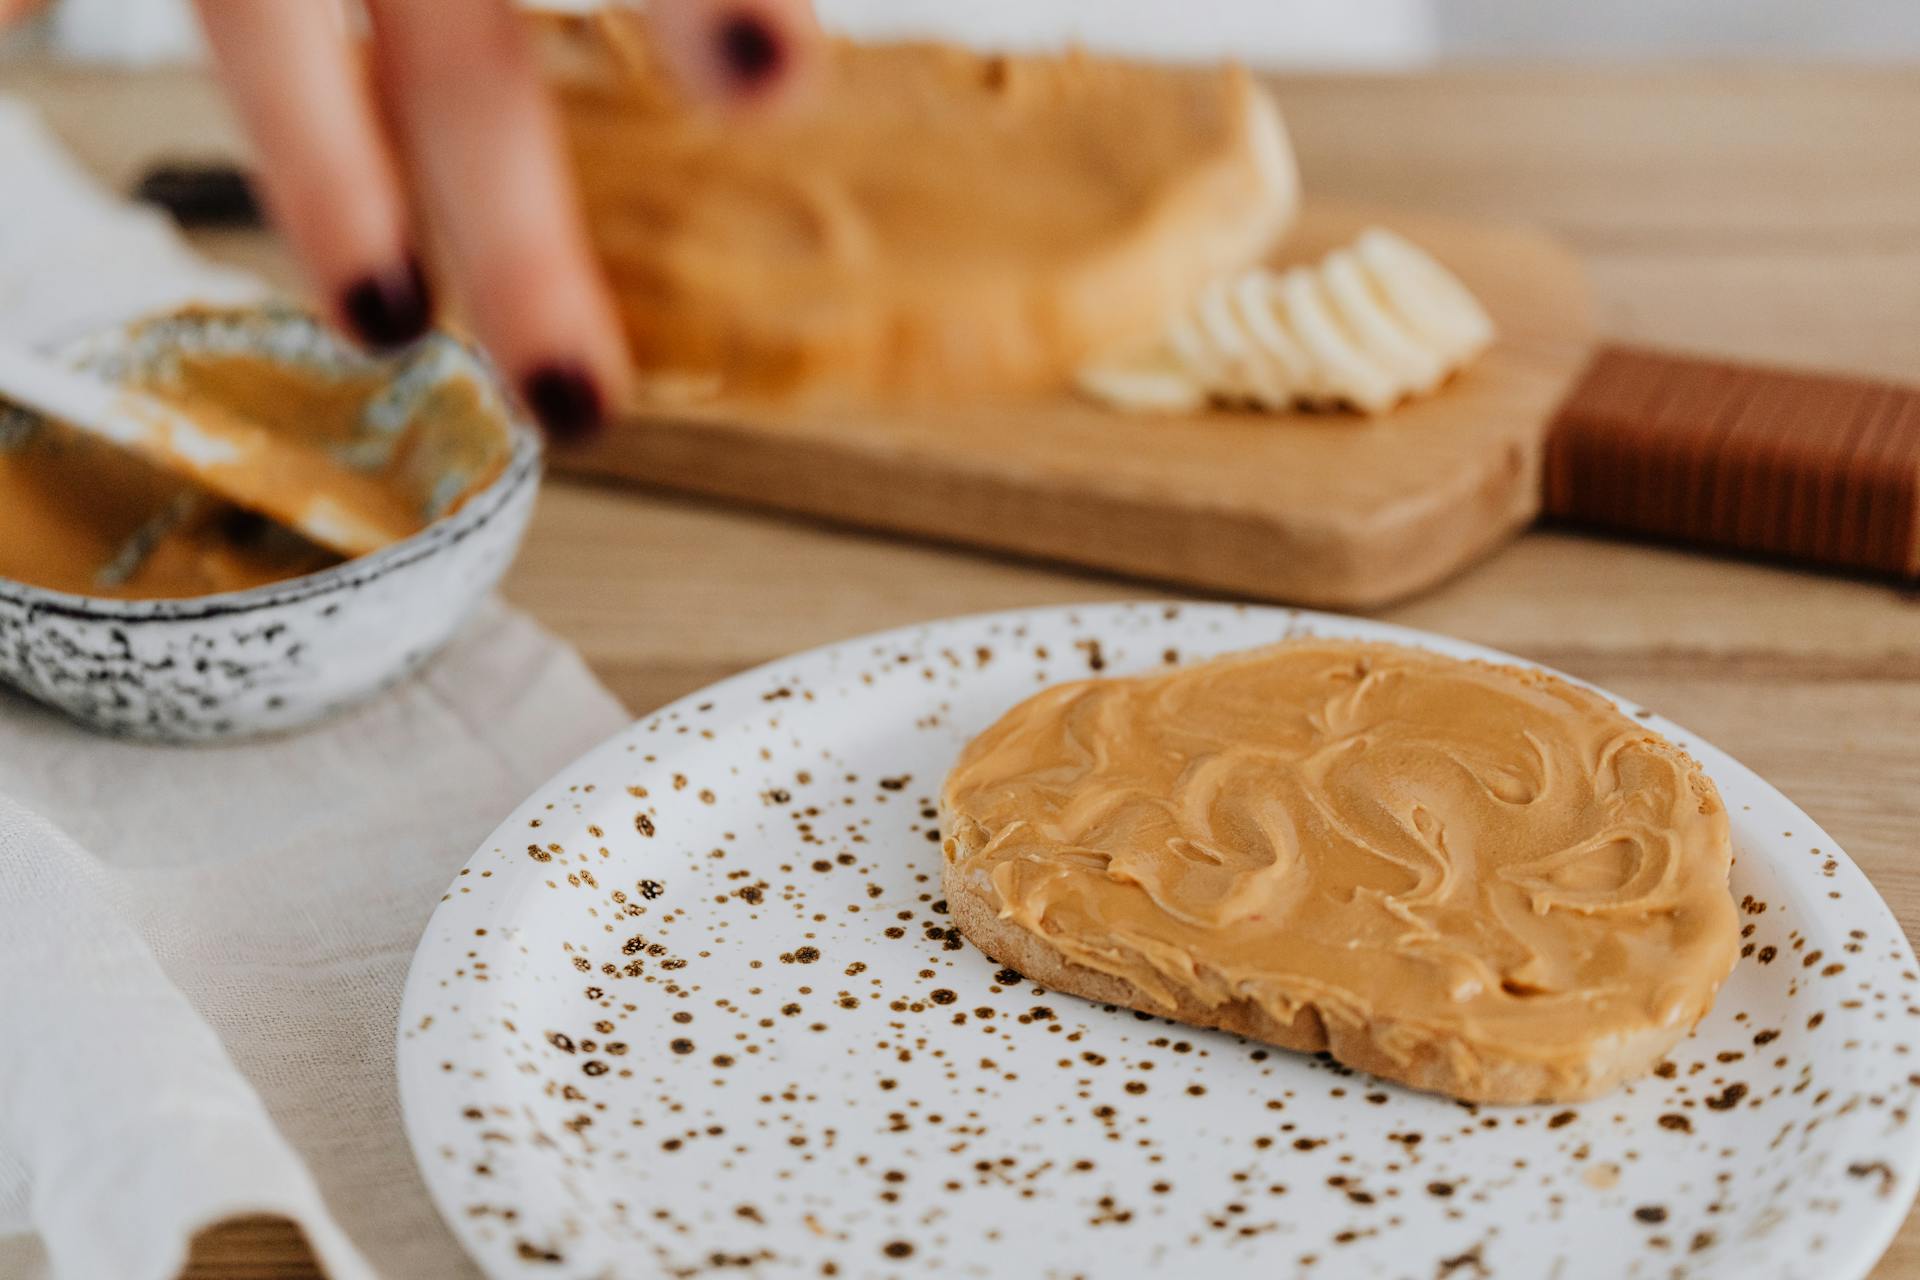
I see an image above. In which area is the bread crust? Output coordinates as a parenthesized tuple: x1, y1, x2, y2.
(941, 816, 1707, 1107)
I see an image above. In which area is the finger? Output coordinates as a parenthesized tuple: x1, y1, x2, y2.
(193, 1, 430, 351)
(0, 0, 47, 27)
(645, 0, 823, 109)
(363, 0, 628, 441)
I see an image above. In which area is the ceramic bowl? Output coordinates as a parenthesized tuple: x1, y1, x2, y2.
(0, 305, 542, 742)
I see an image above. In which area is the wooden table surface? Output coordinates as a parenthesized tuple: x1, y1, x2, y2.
(6, 60, 1919, 1280)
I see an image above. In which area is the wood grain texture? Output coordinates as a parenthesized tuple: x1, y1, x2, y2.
(1545, 345, 1920, 577)
(5, 61, 1919, 1280)
(551, 203, 1594, 608)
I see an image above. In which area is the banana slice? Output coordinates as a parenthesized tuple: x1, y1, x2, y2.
(1231, 272, 1319, 405)
(1075, 352, 1207, 414)
(1355, 227, 1494, 363)
(1164, 312, 1234, 398)
(1194, 279, 1288, 407)
(1078, 225, 1494, 417)
(1275, 266, 1402, 414)
(1321, 249, 1447, 396)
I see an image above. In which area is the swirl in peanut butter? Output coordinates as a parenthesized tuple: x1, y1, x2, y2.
(0, 344, 507, 600)
(942, 641, 1739, 1089)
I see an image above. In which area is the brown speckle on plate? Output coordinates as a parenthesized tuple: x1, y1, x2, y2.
(397, 604, 1920, 1279)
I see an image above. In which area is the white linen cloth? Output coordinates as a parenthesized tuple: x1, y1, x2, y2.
(0, 98, 629, 1279)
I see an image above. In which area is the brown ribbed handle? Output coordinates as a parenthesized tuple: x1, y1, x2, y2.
(1544, 345, 1920, 578)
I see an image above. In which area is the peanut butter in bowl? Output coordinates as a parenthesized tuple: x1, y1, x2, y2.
(0, 304, 541, 741)
(0, 309, 512, 601)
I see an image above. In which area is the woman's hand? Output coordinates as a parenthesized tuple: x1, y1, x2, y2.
(193, 0, 820, 440)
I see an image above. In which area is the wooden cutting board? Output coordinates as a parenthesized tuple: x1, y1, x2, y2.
(552, 202, 1594, 608)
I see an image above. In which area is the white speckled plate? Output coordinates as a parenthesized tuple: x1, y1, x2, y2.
(398, 604, 1920, 1280)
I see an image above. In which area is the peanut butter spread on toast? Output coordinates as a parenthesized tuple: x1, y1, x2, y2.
(942, 641, 1740, 1097)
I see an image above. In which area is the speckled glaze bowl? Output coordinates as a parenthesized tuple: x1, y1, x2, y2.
(0, 306, 542, 742)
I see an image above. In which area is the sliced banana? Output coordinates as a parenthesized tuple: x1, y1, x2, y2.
(1320, 248, 1447, 396)
(1075, 354, 1207, 415)
(1164, 312, 1234, 397)
(1194, 279, 1286, 407)
(1078, 225, 1495, 416)
(1231, 272, 1320, 404)
(1275, 266, 1402, 414)
(1354, 227, 1494, 362)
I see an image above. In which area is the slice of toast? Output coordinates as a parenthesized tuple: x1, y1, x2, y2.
(940, 641, 1741, 1105)
(535, 14, 1299, 402)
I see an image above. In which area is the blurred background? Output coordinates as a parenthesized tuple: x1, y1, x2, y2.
(4, 0, 1920, 66)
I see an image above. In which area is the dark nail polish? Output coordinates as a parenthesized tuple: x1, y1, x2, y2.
(340, 259, 432, 351)
(133, 161, 263, 229)
(717, 10, 785, 91)
(521, 364, 605, 443)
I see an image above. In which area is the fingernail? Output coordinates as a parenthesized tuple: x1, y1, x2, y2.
(340, 258, 432, 351)
(133, 161, 263, 229)
(521, 364, 605, 443)
(716, 10, 786, 93)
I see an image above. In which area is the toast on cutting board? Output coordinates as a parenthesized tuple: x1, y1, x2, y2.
(529, 16, 1592, 612)
(940, 640, 1741, 1105)
(536, 13, 1300, 401)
